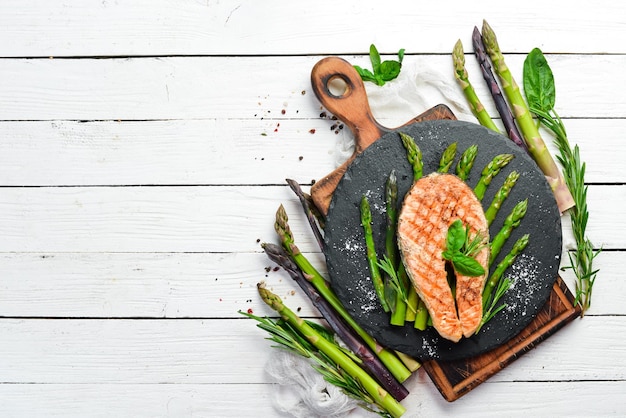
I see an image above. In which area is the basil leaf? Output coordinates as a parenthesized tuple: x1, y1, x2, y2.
(446, 220, 465, 253)
(369, 44, 381, 74)
(353, 66, 377, 83)
(379, 60, 401, 82)
(451, 253, 485, 277)
(398, 48, 405, 63)
(523, 48, 555, 113)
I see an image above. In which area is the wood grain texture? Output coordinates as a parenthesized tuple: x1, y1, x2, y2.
(0, 1, 623, 416)
(0, 118, 623, 186)
(0, 55, 624, 121)
(0, 185, 619, 253)
(0, 1, 624, 56)
(1, 317, 625, 384)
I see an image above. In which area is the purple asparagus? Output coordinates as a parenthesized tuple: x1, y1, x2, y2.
(472, 26, 527, 151)
(261, 242, 409, 401)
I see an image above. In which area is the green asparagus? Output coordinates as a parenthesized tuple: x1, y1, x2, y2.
(399, 132, 423, 180)
(474, 153, 514, 200)
(481, 20, 573, 213)
(489, 199, 528, 266)
(455, 144, 478, 181)
(255, 285, 407, 418)
(385, 171, 407, 326)
(438, 142, 458, 173)
(275, 205, 412, 383)
(484, 170, 520, 225)
(361, 195, 390, 313)
(483, 233, 529, 303)
(453, 40, 500, 133)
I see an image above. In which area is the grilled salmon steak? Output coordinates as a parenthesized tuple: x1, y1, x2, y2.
(397, 173, 489, 342)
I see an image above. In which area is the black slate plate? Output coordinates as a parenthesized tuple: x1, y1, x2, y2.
(323, 120, 562, 361)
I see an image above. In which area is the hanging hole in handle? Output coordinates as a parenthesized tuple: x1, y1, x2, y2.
(327, 75, 350, 98)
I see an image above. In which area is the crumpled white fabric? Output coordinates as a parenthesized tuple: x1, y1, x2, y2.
(333, 59, 475, 167)
(265, 350, 363, 418)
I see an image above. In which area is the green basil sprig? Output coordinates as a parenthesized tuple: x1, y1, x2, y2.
(442, 220, 487, 277)
(354, 44, 405, 86)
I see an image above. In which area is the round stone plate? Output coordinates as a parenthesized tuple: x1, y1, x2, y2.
(323, 120, 562, 361)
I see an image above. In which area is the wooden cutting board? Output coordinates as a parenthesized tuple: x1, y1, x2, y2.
(422, 275, 581, 401)
(310, 56, 581, 400)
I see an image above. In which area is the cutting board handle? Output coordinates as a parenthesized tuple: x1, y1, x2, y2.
(309, 57, 457, 215)
(309, 57, 389, 214)
(310, 57, 389, 152)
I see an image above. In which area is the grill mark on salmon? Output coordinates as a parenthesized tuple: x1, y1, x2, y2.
(397, 173, 489, 342)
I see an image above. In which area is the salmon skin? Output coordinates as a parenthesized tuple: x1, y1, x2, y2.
(397, 173, 489, 342)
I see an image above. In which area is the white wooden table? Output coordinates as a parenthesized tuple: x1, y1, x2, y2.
(0, 1, 624, 417)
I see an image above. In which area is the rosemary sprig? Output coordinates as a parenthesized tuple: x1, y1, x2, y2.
(378, 256, 417, 316)
(476, 277, 512, 333)
(523, 48, 600, 315)
(240, 311, 395, 418)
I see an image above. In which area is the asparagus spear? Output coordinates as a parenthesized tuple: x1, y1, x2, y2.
(385, 172, 407, 326)
(361, 195, 390, 313)
(484, 170, 520, 226)
(452, 40, 500, 132)
(483, 233, 529, 303)
(262, 242, 409, 401)
(438, 142, 458, 173)
(489, 199, 528, 266)
(473, 153, 514, 200)
(471, 27, 526, 151)
(398, 131, 429, 329)
(385, 171, 399, 268)
(481, 20, 574, 213)
(455, 144, 478, 181)
(286, 178, 324, 251)
(477, 234, 529, 333)
(256, 284, 407, 418)
(275, 205, 411, 383)
(399, 132, 423, 180)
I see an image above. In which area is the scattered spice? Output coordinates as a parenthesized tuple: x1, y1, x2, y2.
(309, 128, 316, 134)
(247, 308, 254, 314)
(298, 156, 304, 161)
(301, 90, 306, 95)
(281, 109, 286, 115)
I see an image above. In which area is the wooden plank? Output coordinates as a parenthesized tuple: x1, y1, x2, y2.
(0, 317, 624, 384)
(0, 1, 623, 56)
(0, 250, 620, 318)
(0, 119, 339, 187)
(0, 252, 326, 318)
(0, 185, 620, 253)
(0, 55, 623, 121)
(0, 380, 625, 417)
(0, 118, 623, 186)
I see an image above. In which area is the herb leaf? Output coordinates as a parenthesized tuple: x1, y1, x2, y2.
(446, 219, 466, 253)
(443, 220, 487, 277)
(354, 44, 405, 86)
(523, 48, 555, 112)
(451, 253, 486, 277)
